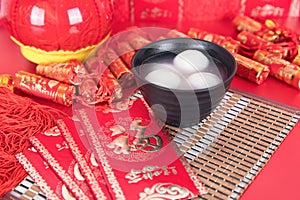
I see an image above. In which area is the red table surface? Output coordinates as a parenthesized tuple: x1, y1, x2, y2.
(1, 17, 300, 200)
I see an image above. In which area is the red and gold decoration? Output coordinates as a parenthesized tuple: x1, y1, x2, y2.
(233, 15, 299, 61)
(292, 53, 300, 66)
(29, 127, 102, 199)
(0, 74, 14, 91)
(84, 57, 123, 104)
(253, 50, 300, 89)
(1, 0, 113, 64)
(16, 98, 207, 199)
(101, 47, 136, 89)
(2, 10, 300, 198)
(0, 87, 68, 197)
(14, 71, 75, 106)
(187, 28, 241, 53)
(234, 53, 270, 85)
(36, 59, 85, 84)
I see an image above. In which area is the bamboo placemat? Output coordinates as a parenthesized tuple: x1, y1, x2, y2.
(8, 89, 300, 200)
(167, 89, 300, 199)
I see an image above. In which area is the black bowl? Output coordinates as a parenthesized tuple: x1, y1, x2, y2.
(132, 38, 237, 127)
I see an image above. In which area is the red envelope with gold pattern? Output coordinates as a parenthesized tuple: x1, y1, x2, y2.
(57, 118, 112, 199)
(15, 147, 76, 200)
(29, 126, 99, 200)
(73, 98, 207, 199)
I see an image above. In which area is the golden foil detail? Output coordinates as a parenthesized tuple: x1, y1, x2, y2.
(78, 109, 126, 200)
(29, 136, 89, 199)
(139, 183, 193, 200)
(165, 129, 207, 195)
(57, 120, 107, 200)
(62, 184, 76, 200)
(106, 119, 163, 155)
(125, 165, 177, 183)
(15, 152, 61, 200)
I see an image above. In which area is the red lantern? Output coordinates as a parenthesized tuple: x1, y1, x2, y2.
(0, 0, 113, 64)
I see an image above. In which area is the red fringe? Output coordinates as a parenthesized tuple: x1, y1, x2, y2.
(0, 86, 68, 197)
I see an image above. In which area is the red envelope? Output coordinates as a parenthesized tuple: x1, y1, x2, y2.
(29, 126, 97, 200)
(57, 118, 112, 199)
(15, 147, 75, 199)
(73, 98, 207, 199)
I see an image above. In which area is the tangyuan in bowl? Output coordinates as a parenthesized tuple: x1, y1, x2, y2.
(132, 38, 237, 127)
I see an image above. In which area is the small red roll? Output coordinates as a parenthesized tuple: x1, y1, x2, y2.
(126, 32, 152, 49)
(116, 41, 136, 69)
(232, 15, 262, 33)
(187, 28, 240, 53)
(101, 48, 135, 89)
(234, 53, 270, 85)
(36, 59, 86, 84)
(253, 50, 300, 89)
(14, 71, 74, 106)
(166, 29, 188, 38)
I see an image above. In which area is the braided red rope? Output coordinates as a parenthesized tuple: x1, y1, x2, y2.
(0, 87, 68, 197)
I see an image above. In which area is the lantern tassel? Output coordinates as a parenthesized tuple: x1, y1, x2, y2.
(0, 87, 68, 197)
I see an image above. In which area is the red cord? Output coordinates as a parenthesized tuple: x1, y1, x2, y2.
(0, 86, 68, 197)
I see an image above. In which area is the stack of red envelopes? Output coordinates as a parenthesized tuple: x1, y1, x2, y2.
(16, 98, 207, 199)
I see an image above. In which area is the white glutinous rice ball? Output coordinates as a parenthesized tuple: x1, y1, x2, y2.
(173, 49, 210, 75)
(144, 68, 181, 89)
(187, 72, 222, 89)
(141, 63, 176, 76)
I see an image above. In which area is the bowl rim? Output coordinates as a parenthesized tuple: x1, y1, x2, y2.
(131, 38, 237, 93)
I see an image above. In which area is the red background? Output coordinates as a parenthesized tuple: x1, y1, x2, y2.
(1, 1, 300, 199)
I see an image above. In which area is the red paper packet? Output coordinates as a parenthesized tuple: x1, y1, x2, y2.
(36, 59, 85, 84)
(187, 28, 240, 53)
(56, 118, 112, 199)
(73, 98, 207, 199)
(100, 48, 136, 89)
(15, 147, 74, 200)
(253, 50, 300, 89)
(234, 53, 270, 84)
(29, 126, 97, 199)
(115, 41, 136, 69)
(14, 71, 74, 106)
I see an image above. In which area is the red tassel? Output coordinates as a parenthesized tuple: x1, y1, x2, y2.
(0, 86, 68, 197)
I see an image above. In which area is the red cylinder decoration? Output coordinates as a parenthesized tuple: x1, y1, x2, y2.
(1, 0, 113, 64)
